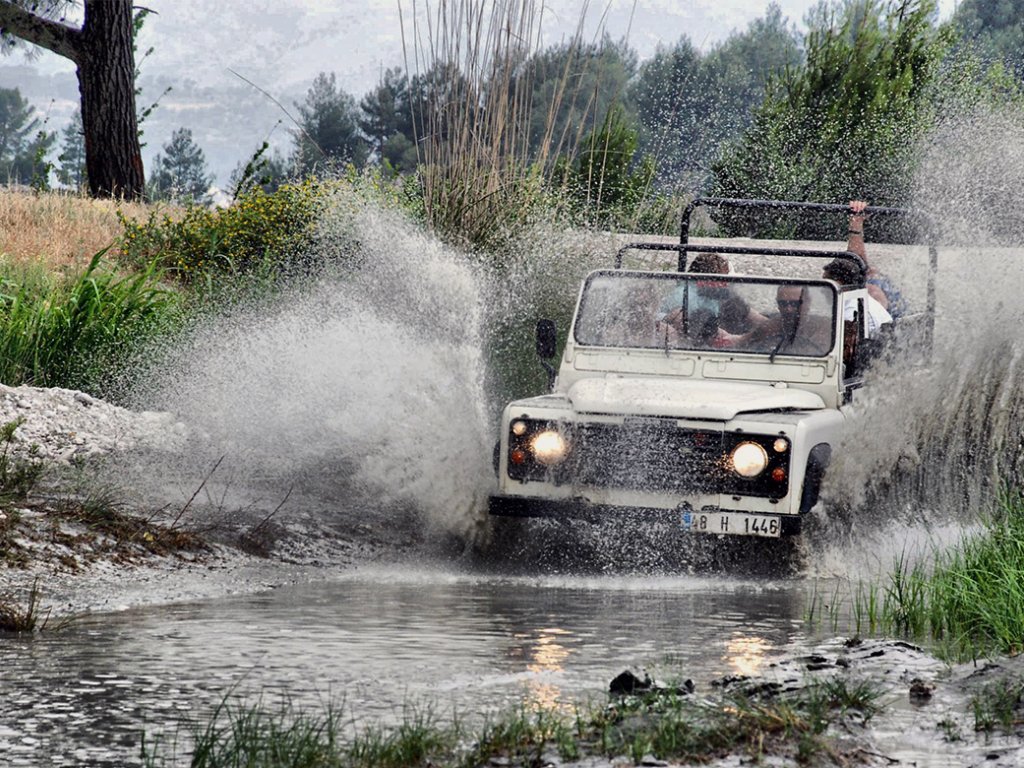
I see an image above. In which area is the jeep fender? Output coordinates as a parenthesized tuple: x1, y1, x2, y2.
(800, 443, 832, 514)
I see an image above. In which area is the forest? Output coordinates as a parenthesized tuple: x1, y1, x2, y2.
(1, 0, 1021, 244)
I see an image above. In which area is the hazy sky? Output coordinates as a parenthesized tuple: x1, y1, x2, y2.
(0, 0, 960, 186)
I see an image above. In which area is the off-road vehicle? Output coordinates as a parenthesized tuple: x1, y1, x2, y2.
(489, 198, 934, 541)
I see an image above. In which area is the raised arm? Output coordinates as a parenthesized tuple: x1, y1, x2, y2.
(846, 199, 890, 309)
(846, 200, 868, 261)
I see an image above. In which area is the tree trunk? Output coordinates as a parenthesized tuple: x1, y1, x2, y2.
(77, 0, 144, 199)
(0, 0, 144, 199)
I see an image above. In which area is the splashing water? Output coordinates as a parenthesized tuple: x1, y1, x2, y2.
(122, 105, 1024, 574)
(131, 195, 496, 546)
(806, 104, 1024, 575)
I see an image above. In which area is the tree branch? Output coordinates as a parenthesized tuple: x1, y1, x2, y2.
(0, 1, 81, 62)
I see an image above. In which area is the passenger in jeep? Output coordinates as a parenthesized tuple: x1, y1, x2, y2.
(848, 200, 908, 319)
(740, 285, 832, 356)
(661, 253, 764, 336)
(822, 257, 891, 338)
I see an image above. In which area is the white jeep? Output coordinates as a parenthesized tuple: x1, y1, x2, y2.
(489, 198, 933, 541)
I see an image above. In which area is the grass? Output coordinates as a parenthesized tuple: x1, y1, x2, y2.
(0, 246, 182, 398)
(143, 678, 883, 767)
(971, 676, 1024, 734)
(816, 490, 1024, 662)
(0, 577, 68, 632)
(0, 188, 155, 270)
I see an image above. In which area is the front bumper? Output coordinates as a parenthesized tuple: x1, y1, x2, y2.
(488, 495, 803, 536)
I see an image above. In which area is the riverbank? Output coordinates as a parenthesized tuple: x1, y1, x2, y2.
(0, 381, 394, 619)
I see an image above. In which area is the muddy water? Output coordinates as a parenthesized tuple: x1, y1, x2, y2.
(0, 564, 817, 766)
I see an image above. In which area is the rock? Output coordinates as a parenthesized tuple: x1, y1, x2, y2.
(639, 756, 668, 767)
(909, 677, 935, 704)
(609, 670, 693, 697)
(609, 669, 653, 695)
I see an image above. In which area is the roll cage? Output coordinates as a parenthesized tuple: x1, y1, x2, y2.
(614, 197, 937, 354)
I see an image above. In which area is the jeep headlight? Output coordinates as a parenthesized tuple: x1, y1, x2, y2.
(730, 441, 768, 478)
(531, 430, 569, 466)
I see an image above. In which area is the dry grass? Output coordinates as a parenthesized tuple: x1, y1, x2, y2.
(0, 188, 164, 270)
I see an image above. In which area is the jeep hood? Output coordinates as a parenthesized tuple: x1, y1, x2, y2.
(566, 377, 825, 420)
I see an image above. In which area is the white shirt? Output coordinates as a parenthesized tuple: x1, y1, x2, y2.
(843, 294, 892, 338)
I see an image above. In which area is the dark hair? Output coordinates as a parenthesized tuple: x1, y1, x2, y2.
(822, 258, 862, 286)
(688, 253, 729, 274)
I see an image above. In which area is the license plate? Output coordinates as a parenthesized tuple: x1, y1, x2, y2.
(681, 510, 781, 538)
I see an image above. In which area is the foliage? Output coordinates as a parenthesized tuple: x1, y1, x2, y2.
(630, 4, 802, 191)
(0, 87, 55, 186)
(711, 0, 954, 239)
(293, 72, 369, 175)
(56, 109, 87, 190)
(120, 178, 331, 285)
(358, 66, 417, 172)
(148, 127, 213, 204)
(403, 3, 645, 250)
(554, 105, 656, 229)
(132, 6, 170, 151)
(228, 139, 291, 197)
(512, 35, 639, 163)
(0, 249, 180, 398)
(952, 0, 1024, 80)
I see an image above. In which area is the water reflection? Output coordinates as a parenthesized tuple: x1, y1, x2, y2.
(724, 634, 773, 677)
(523, 627, 573, 709)
(0, 568, 808, 766)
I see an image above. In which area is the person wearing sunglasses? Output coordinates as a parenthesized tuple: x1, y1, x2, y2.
(739, 284, 833, 357)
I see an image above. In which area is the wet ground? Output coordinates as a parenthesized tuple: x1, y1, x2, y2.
(0, 563, 810, 765)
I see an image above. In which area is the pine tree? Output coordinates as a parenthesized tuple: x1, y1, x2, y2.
(148, 127, 212, 203)
(0, 87, 55, 186)
(56, 110, 87, 190)
(293, 72, 368, 175)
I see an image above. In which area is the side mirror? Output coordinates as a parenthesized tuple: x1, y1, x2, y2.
(536, 319, 557, 359)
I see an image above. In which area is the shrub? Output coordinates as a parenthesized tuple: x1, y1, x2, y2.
(119, 178, 332, 284)
(711, 0, 953, 239)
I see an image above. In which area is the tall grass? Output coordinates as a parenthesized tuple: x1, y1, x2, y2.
(0, 188, 154, 269)
(845, 489, 1024, 661)
(407, 0, 631, 250)
(0, 248, 181, 398)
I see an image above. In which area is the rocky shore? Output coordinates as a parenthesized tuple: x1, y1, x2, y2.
(0, 383, 377, 615)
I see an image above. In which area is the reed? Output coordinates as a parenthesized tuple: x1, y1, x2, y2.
(406, 0, 628, 251)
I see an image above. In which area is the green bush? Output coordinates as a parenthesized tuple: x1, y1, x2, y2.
(119, 178, 332, 284)
(711, 0, 953, 239)
(0, 249, 180, 398)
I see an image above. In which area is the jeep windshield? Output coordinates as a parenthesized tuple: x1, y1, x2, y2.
(573, 271, 837, 357)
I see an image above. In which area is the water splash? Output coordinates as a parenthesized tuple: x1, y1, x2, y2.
(131, 193, 495, 546)
(816, 104, 1024, 550)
